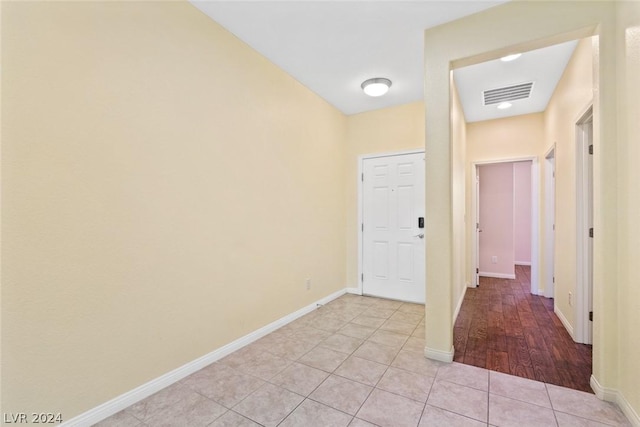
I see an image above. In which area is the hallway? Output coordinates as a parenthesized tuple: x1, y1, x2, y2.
(454, 266, 593, 393)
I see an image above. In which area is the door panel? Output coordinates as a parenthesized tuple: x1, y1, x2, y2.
(373, 242, 389, 279)
(362, 152, 425, 303)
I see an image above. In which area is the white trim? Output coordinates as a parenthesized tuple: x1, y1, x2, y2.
(617, 394, 640, 427)
(479, 272, 516, 280)
(61, 289, 347, 427)
(345, 287, 361, 295)
(358, 148, 425, 161)
(554, 304, 575, 340)
(543, 146, 556, 299)
(357, 149, 425, 300)
(357, 156, 364, 296)
(424, 346, 454, 363)
(453, 284, 467, 323)
(515, 261, 531, 266)
(471, 157, 539, 294)
(473, 156, 537, 166)
(590, 375, 640, 426)
(590, 374, 618, 402)
(473, 169, 480, 287)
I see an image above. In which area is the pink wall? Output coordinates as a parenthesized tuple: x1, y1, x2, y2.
(479, 163, 515, 277)
(514, 161, 532, 264)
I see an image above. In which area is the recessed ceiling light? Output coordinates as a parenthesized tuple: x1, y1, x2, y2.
(500, 53, 522, 62)
(497, 102, 513, 109)
(361, 78, 392, 97)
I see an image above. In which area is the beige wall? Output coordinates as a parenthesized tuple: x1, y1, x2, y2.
(615, 0, 640, 416)
(543, 37, 594, 333)
(1, 1, 346, 419)
(466, 114, 545, 161)
(424, 0, 622, 399)
(465, 113, 545, 286)
(344, 102, 425, 288)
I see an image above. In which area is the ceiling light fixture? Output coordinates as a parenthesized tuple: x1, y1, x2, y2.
(497, 102, 513, 109)
(500, 53, 522, 62)
(361, 78, 392, 97)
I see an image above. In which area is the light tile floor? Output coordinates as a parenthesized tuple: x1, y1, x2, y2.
(95, 294, 631, 427)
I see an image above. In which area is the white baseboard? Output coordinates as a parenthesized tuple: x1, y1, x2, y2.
(424, 346, 454, 363)
(554, 304, 575, 340)
(591, 375, 640, 426)
(453, 285, 467, 323)
(515, 261, 531, 266)
(61, 288, 347, 427)
(345, 287, 361, 295)
(479, 271, 516, 279)
(590, 374, 618, 402)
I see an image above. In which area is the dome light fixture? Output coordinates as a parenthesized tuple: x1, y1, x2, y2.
(361, 78, 392, 97)
(500, 53, 522, 62)
(497, 102, 513, 110)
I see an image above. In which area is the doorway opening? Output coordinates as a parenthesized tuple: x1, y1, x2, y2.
(436, 15, 602, 388)
(471, 158, 539, 294)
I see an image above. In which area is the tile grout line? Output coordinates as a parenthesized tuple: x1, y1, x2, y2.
(276, 297, 398, 425)
(109, 293, 597, 427)
(112, 296, 424, 427)
(346, 302, 397, 421)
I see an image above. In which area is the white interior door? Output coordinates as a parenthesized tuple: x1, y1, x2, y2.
(545, 150, 556, 299)
(576, 108, 593, 344)
(587, 123, 594, 344)
(583, 116, 594, 344)
(362, 152, 425, 303)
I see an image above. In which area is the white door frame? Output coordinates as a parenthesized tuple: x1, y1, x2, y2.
(356, 149, 425, 296)
(474, 170, 480, 287)
(470, 157, 540, 293)
(544, 146, 556, 299)
(575, 104, 593, 344)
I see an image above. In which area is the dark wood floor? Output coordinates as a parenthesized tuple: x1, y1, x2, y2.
(454, 265, 593, 393)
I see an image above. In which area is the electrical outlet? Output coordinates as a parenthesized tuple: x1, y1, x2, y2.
(305, 278, 311, 290)
(569, 292, 572, 306)
(491, 256, 498, 264)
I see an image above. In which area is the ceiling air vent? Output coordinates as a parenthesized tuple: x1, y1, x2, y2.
(483, 82, 534, 105)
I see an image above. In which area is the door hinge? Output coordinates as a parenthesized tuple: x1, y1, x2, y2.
(589, 311, 593, 321)
(476, 222, 479, 230)
(361, 223, 364, 232)
(361, 273, 364, 282)
(589, 144, 593, 155)
(476, 268, 479, 274)
(589, 228, 594, 238)
(553, 224, 555, 231)
(553, 276, 555, 283)
(361, 173, 364, 182)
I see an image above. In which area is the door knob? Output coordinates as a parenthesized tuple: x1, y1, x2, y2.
(414, 233, 425, 239)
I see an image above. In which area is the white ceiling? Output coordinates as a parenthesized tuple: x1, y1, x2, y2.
(452, 40, 578, 122)
(190, 1, 577, 120)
